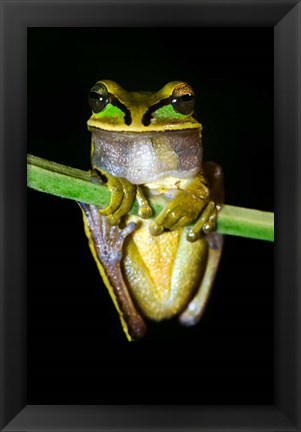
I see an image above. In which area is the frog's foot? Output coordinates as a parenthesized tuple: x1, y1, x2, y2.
(186, 200, 218, 242)
(94, 168, 136, 225)
(149, 185, 210, 237)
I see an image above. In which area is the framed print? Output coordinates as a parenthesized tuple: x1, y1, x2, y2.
(0, 1, 300, 431)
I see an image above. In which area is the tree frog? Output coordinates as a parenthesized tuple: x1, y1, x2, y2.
(79, 80, 224, 341)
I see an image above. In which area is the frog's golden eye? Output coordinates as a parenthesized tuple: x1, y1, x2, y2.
(171, 83, 195, 115)
(88, 83, 109, 113)
(88, 81, 132, 125)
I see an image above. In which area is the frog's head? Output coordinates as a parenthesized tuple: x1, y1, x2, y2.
(87, 80, 201, 132)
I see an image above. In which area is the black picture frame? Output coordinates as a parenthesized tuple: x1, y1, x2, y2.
(1, 1, 300, 431)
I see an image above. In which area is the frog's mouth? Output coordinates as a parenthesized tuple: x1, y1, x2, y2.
(90, 127, 202, 185)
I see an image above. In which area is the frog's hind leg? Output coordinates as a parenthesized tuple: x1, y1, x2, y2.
(79, 202, 147, 341)
(179, 232, 224, 326)
(179, 160, 224, 326)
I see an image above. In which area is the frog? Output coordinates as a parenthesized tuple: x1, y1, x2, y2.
(79, 80, 224, 341)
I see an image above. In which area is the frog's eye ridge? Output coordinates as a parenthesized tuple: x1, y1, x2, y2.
(88, 83, 109, 113)
(171, 83, 195, 115)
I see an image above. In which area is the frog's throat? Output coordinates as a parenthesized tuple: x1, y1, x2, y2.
(90, 128, 202, 185)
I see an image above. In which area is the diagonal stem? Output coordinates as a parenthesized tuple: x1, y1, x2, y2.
(27, 154, 274, 242)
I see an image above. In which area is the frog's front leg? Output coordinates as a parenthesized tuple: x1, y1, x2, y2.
(93, 167, 136, 225)
(149, 171, 218, 241)
(92, 168, 152, 224)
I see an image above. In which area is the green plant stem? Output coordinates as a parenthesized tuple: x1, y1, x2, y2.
(27, 154, 274, 242)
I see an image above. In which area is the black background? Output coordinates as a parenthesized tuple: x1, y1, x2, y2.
(27, 28, 274, 404)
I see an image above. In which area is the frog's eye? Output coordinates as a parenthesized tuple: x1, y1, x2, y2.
(88, 82, 132, 125)
(88, 83, 109, 113)
(171, 83, 195, 115)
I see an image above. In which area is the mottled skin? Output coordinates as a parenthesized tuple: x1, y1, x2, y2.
(80, 80, 224, 341)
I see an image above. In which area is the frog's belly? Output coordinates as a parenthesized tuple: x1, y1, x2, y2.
(122, 216, 208, 321)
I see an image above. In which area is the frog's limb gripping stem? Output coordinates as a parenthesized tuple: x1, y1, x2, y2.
(149, 173, 211, 237)
(150, 161, 224, 241)
(93, 168, 136, 225)
(186, 201, 218, 242)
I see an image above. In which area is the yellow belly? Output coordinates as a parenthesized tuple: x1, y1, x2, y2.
(122, 216, 208, 321)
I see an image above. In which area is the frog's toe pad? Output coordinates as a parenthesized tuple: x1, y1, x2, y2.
(186, 228, 200, 242)
(186, 201, 218, 242)
(138, 204, 152, 219)
(149, 222, 164, 236)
